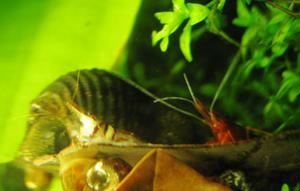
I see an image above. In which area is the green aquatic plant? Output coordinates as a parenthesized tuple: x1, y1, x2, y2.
(152, 0, 300, 132)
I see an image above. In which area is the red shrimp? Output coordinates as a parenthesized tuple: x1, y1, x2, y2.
(193, 99, 237, 144)
(183, 74, 247, 144)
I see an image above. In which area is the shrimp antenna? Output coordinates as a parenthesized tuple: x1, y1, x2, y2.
(117, 72, 206, 124)
(153, 75, 208, 125)
(154, 97, 194, 104)
(153, 74, 209, 125)
(183, 73, 211, 122)
(153, 96, 207, 125)
(183, 73, 198, 104)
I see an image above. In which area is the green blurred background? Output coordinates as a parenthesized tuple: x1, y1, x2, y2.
(0, 0, 140, 190)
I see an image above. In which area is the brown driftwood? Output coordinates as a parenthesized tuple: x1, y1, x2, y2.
(59, 130, 300, 175)
(55, 130, 300, 190)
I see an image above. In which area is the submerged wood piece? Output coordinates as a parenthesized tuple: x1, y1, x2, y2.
(52, 129, 300, 190)
(66, 129, 300, 175)
(117, 149, 231, 191)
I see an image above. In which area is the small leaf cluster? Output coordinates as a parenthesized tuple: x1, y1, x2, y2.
(231, 1, 300, 131)
(152, 0, 209, 62)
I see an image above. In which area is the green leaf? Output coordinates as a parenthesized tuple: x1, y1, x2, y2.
(155, 12, 175, 24)
(205, 9, 225, 35)
(281, 183, 290, 191)
(298, 53, 300, 71)
(233, 0, 250, 27)
(217, 0, 226, 11)
(179, 22, 193, 62)
(272, 42, 288, 57)
(272, 21, 290, 50)
(160, 37, 169, 52)
(271, 18, 296, 57)
(276, 71, 300, 101)
(241, 47, 268, 78)
(170, 60, 185, 76)
(172, 0, 188, 15)
(199, 83, 218, 97)
(152, 30, 161, 46)
(295, 183, 300, 191)
(257, 56, 272, 68)
(243, 0, 252, 5)
(186, 3, 209, 25)
(248, 81, 270, 98)
(240, 60, 256, 80)
(240, 26, 258, 57)
(288, 86, 300, 102)
(173, 0, 184, 6)
(264, 99, 286, 122)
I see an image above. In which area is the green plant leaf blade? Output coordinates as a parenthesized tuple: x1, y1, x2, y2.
(281, 183, 290, 191)
(172, 0, 189, 15)
(154, 12, 175, 24)
(179, 22, 193, 62)
(160, 37, 169, 52)
(187, 3, 209, 25)
(233, 0, 250, 27)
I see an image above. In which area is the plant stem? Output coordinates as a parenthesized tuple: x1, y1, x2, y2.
(210, 50, 241, 112)
(217, 30, 240, 48)
(266, 0, 300, 18)
(191, 25, 207, 40)
(208, 0, 240, 47)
